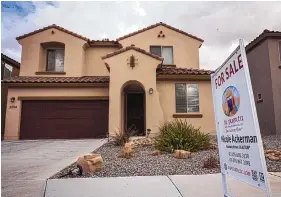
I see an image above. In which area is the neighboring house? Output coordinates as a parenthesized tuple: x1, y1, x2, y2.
(2, 22, 216, 140)
(1, 53, 20, 139)
(246, 30, 281, 135)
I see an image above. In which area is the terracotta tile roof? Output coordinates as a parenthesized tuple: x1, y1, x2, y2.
(101, 45, 164, 61)
(16, 24, 90, 41)
(89, 39, 119, 43)
(116, 22, 204, 42)
(157, 67, 214, 75)
(1, 68, 213, 84)
(2, 76, 109, 83)
(88, 40, 122, 48)
(246, 29, 281, 52)
(1, 53, 20, 68)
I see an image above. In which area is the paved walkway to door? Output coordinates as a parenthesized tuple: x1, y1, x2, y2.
(1, 139, 106, 197)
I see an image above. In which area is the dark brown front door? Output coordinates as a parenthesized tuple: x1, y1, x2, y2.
(20, 100, 109, 139)
(126, 93, 145, 136)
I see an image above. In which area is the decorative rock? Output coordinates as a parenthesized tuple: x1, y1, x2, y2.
(265, 149, 281, 161)
(76, 153, 104, 175)
(130, 138, 154, 148)
(174, 150, 191, 159)
(118, 142, 134, 159)
(265, 149, 277, 154)
(152, 150, 161, 156)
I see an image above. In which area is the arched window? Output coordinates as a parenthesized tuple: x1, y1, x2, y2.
(41, 42, 65, 72)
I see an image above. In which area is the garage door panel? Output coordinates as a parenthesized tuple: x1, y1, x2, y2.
(20, 100, 108, 139)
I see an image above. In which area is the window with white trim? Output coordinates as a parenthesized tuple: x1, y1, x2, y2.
(175, 83, 199, 113)
(150, 46, 173, 64)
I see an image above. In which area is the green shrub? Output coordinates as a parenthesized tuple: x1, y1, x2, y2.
(112, 125, 138, 146)
(154, 119, 211, 152)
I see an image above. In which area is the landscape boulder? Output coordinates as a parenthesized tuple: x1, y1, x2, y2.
(174, 150, 191, 159)
(77, 153, 104, 175)
(265, 149, 281, 161)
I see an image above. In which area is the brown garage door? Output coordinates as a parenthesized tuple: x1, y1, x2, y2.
(20, 100, 109, 139)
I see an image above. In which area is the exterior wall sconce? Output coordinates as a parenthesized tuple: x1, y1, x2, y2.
(149, 88, 153, 94)
(127, 54, 138, 69)
(130, 55, 135, 68)
(10, 97, 15, 103)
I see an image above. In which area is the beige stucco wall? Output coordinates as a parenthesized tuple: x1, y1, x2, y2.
(84, 47, 116, 76)
(18, 25, 202, 77)
(4, 87, 109, 140)
(103, 49, 164, 136)
(119, 25, 202, 69)
(157, 80, 216, 134)
(19, 28, 87, 77)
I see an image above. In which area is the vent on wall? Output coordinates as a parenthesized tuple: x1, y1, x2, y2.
(158, 31, 165, 38)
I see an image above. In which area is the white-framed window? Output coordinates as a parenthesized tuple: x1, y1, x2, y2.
(150, 46, 173, 64)
(175, 83, 199, 113)
(3, 63, 13, 79)
(46, 49, 65, 72)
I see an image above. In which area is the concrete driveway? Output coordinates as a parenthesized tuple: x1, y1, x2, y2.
(1, 139, 106, 197)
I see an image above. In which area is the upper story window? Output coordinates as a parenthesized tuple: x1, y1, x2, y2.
(2, 62, 13, 79)
(175, 83, 199, 113)
(46, 49, 65, 72)
(150, 46, 173, 65)
(40, 42, 65, 73)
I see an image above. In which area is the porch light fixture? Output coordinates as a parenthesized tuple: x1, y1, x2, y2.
(127, 54, 138, 69)
(149, 88, 153, 94)
(10, 97, 15, 103)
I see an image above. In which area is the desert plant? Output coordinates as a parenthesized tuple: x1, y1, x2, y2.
(203, 154, 219, 169)
(154, 119, 211, 152)
(112, 125, 138, 146)
(118, 142, 134, 159)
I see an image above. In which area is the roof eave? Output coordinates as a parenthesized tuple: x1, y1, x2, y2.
(16, 25, 90, 42)
(102, 46, 164, 61)
(116, 22, 204, 43)
(246, 31, 281, 52)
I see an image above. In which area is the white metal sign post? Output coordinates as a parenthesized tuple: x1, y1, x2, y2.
(211, 39, 272, 197)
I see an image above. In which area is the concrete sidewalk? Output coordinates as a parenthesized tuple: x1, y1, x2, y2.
(45, 173, 281, 197)
(1, 139, 106, 197)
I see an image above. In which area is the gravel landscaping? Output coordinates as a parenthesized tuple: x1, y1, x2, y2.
(51, 135, 281, 179)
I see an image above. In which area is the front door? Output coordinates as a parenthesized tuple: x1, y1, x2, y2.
(126, 93, 145, 136)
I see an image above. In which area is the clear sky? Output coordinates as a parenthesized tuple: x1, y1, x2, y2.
(1, 1, 281, 70)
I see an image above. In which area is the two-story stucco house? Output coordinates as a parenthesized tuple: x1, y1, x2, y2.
(2, 22, 215, 140)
